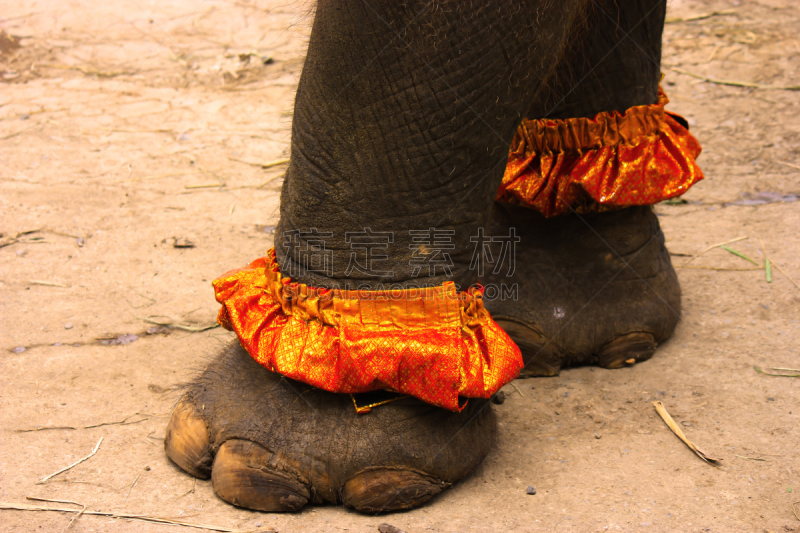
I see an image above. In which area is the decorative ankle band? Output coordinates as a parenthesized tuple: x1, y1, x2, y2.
(495, 88, 704, 217)
(213, 248, 523, 411)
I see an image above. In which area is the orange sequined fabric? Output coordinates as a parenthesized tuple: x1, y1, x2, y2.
(213, 249, 523, 412)
(495, 88, 704, 217)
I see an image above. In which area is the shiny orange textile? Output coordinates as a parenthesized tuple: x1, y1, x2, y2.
(495, 88, 704, 217)
(213, 249, 523, 412)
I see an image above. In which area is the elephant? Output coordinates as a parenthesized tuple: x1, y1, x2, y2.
(164, 0, 703, 513)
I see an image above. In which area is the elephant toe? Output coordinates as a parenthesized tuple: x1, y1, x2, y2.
(211, 439, 311, 512)
(164, 399, 212, 479)
(342, 467, 449, 513)
(597, 332, 657, 369)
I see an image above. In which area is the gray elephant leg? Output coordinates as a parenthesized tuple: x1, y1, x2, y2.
(482, 0, 686, 375)
(166, 0, 588, 513)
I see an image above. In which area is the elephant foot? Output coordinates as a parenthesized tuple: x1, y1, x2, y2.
(483, 204, 681, 377)
(165, 342, 495, 513)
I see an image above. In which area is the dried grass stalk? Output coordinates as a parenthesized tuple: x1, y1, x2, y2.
(755, 366, 800, 378)
(671, 67, 800, 90)
(1, 499, 273, 532)
(36, 438, 103, 484)
(652, 401, 722, 466)
(681, 235, 747, 266)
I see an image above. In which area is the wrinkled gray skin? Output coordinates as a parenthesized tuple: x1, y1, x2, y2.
(165, 0, 682, 514)
(276, 0, 665, 291)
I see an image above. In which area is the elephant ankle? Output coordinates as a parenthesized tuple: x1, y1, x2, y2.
(273, 216, 479, 291)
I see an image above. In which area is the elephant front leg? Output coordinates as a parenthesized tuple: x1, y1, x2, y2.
(165, 0, 586, 513)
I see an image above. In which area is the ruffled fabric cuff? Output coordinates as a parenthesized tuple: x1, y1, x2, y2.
(495, 88, 704, 217)
(213, 249, 523, 412)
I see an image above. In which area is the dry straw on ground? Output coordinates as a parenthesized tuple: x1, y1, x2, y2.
(0, 498, 275, 532)
(36, 438, 103, 485)
(652, 401, 722, 466)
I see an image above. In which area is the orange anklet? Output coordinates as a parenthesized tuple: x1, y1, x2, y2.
(213, 249, 522, 411)
(495, 88, 704, 217)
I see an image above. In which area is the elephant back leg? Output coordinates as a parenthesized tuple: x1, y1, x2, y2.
(484, 0, 692, 375)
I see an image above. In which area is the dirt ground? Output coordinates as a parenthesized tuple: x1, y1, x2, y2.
(1, 0, 799, 531)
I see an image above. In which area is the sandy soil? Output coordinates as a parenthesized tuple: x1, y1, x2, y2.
(1, 0, 799, 531)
